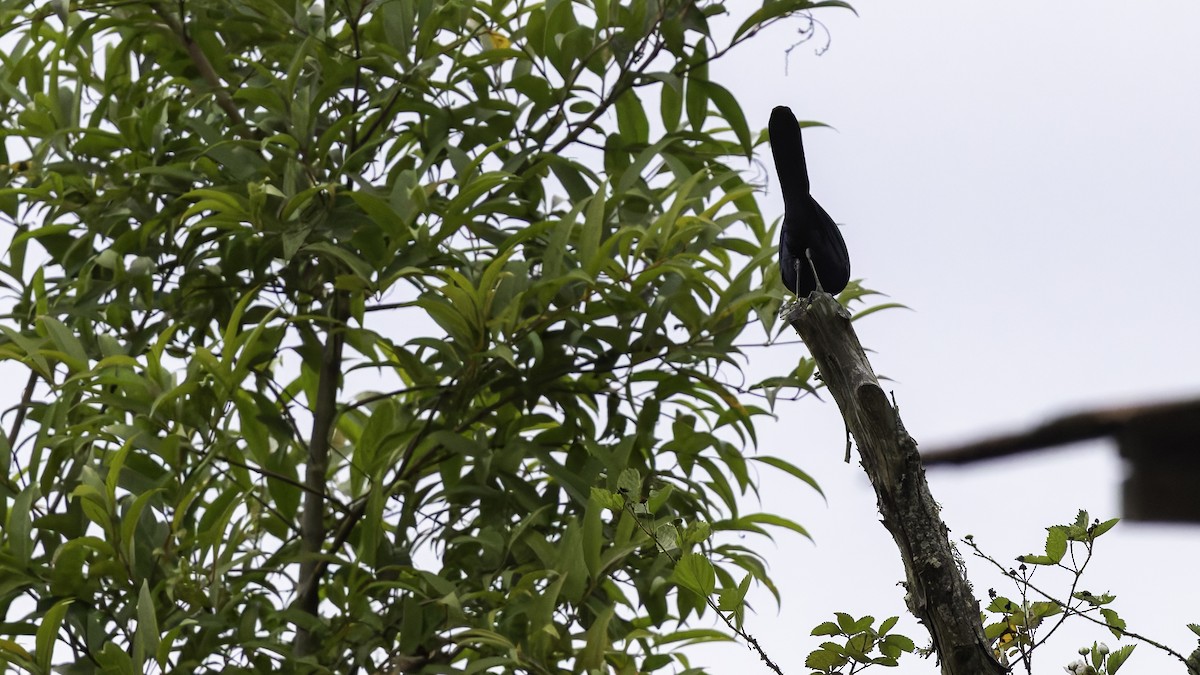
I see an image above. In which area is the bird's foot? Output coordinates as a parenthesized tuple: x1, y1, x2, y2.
(804, 248, 825, 294)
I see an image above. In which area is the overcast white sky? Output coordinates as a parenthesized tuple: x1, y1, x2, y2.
(695, 1, 1200, 673)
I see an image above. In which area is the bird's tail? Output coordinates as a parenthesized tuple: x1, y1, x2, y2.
(768, 106, 811, 205)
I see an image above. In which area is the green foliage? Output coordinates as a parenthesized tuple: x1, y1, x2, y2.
(804, 613, 916, 674)
(1187, 624, 1200, 675)
(970, 512, 1148, 673)
(0, 0, 854, 672)
(1016, 510, 1119, 566)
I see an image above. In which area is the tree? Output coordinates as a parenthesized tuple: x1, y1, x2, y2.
(0, 0, 851, 672)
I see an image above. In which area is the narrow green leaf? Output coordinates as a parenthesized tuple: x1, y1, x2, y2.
(750, 455, 824, 498)
(699, 79, 752, 156)
(136, 581, 160, 668)
(578, 604, 614, 669)
(1089, 517, 1119, 539)
(8, 484, 36, 565)
(37, 315, 88, 370)
(582, 489, 604, 577)
(614, 91, 649, 144)
(35, 599, 72, 672)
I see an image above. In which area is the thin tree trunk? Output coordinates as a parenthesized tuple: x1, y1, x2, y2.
(787, 293, 1007, 675)
(293, 292, 348, 657)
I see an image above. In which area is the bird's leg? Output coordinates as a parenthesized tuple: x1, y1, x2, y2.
(805, 247, 824, 294)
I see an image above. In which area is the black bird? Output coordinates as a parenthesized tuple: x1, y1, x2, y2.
(768, 106, 850, 296)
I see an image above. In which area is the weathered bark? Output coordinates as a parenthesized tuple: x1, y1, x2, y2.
(786, 293, 1007, 675)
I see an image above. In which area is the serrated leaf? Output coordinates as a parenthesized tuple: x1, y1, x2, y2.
(672, 553, 715, 596)
(848, 615, 875, 634)
(1107, 644, 1135, 674)
(1101, 608, 1126, 638)
(589, 486, 624, 512)
(805, 646, 847, 670)
(878, 616, 898, 635)
(616, 468, 642, 499)
(884, 633, 916, 652)
(811, 621, 840, 636)
(1044, 526, 1068, 562)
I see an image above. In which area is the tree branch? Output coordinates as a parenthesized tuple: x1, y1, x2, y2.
(786, 293, 1006, 675)
(150, 1, 252, 136)
(292, 291, 349, 657)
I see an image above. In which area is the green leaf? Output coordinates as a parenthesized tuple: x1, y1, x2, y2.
(1100, 608, 1126, 638)
(1089, 517, 1119, 539)
(659, 73, 682, 131)
(35, 599, 72, 672)
(136, 581, 161, 669)
(672, 553, 716, 596)
(733, 0, 857, 43)
(878, 616, 898, 635)
(8, 484, 35, 565)
(302, 241, 375, 282)
(657, 628, 736, 646)
(750, 455, 824, 498)
(805, 645, 848, 671)
(733, 512, 812, 541)
(582, 489, 604, 577)
(96, 641, 136, 675)
(848, 615, 875, 634)
(578, 604, 614, 669)
(697, 79, 752, 156)
(1044, 526, 1068, 563)
(883, 633, 916, 653)
(614, 90, 650, 144)
(616, 468, 642, 500)
(589, 486, 625, 512)
(811, 621, 841, 636)
(1107, 644, 1135, 674)
(37, 315, 89, 370)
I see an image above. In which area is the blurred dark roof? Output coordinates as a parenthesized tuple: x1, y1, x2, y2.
(922, 395, 1200, 523)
